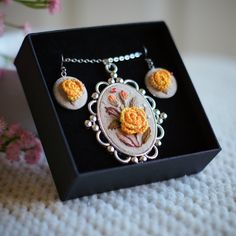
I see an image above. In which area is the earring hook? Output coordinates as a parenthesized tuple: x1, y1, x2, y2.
(60, 54, 67, 77)
(143, 45, 148, 58)
(61, 54, 64, 68)
(143, 46, 154, 70)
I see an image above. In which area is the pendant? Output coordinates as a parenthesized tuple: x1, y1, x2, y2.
(145, 68, 177, 99)
(85, 62, 167, 164)
(53, 76, 88, 110)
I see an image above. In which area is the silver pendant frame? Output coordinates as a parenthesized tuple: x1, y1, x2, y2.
(85, 63, 167, 164)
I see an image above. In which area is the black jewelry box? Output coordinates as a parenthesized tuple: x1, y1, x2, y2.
(14, 21, 221, 201)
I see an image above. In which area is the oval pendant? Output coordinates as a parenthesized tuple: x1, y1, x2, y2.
(85, 78, 167, 164)
(145, 68, 177, 98)
(97, 83, 157, 157)
(53, 76, 88, 110)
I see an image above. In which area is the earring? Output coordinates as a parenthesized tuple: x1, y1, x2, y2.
(143, 46, 177, 98)
(53, 55, 88, 110)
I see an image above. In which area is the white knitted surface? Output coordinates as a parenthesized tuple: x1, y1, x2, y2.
(0, 55, 236, 236)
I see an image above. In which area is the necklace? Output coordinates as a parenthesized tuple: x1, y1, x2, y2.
(61, 51, 143, 72)
(62, 51, 142, 64)
(61, 51, 167, 164)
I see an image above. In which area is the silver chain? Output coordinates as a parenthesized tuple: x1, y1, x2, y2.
(61, 51, 143, 77)
(62, 52, 142, 65)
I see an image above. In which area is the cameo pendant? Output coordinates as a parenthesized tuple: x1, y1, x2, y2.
(85, 62, 167, 164)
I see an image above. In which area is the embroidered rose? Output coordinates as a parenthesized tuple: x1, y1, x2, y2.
(120, 107, 149, 135)
(108, 94, 119, 106)
(149, 69, 172, 93)
(119, 90, 128, 106)
(60, 79, 84, 102)
(119, 90, 128, 100)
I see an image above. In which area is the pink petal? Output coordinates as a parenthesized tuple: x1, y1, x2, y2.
(116, 132, 135, 147)
(5, 142, 21, 162)
(48, 0, 61, 14)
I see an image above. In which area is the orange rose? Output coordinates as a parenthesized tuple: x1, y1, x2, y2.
(60, 79, 84, 102)
(120, 107, 149, 135)
(149, 69, 172, 93)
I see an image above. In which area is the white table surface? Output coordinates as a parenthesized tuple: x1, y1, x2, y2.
(0, 42, 236, 236)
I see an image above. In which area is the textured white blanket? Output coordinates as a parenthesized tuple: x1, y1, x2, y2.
(0, 55, 235, 236)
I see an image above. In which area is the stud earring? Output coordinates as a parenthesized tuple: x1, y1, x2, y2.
(53, 55, 88, 110)
(143, 46, 177, 98)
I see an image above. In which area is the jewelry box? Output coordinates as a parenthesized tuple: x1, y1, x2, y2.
(14, 21, 221, 201)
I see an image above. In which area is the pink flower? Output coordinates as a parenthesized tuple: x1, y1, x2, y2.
(24, 138, 42, 164)
(2, 0, 12, 5)
(24, 147, 42, 165)
(48, 0, 61, 14)
(5, 123, 21, 137)
(0, 117, 43, 165)
(21, 22, 31, 34)
(5, 142, 21, 162)
(18, 129, 36, 149)
(24, 150, 38, 164)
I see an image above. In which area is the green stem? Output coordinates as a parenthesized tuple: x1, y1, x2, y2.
(0, 135, 19, 152)
(14, 0, 48, 9)
(14, 0, 48, 2)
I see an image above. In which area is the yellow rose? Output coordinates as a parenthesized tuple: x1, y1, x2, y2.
(60, 79, 84, 102)
(120, 107, 149, 135)
(149, 69, 172, 93)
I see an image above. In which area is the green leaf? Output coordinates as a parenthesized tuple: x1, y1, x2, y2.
(108, 119, 120, 130)
(129, 97, 136, 107)
(142, 127, 151, 144)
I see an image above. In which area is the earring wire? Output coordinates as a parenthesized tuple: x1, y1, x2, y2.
(143, 45, 154, 70)
(61, 54, 67, 77)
